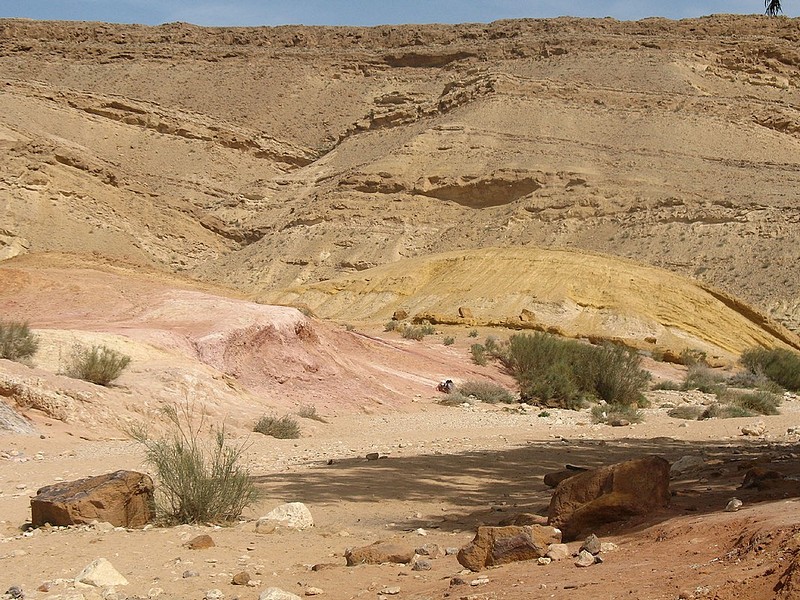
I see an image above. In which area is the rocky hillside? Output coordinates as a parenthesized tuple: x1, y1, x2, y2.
(0, 15, 799, 332)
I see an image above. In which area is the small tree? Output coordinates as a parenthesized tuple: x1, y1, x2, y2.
(65, 344, 131, 386)
(129, 404, 259, 525)
(0, 320, 39, 362)
(765, 0, 783, 16)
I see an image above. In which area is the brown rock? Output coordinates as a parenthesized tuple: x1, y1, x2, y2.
(519, 309, 536, 322)
(498, 513, 548, 526)
(392, 309, 409, 321)
(231, 571, 251, 585)
(345, 541, 415, 566)
(548, 456, 670, 541)
(457, 525, 562, 572)
(458, 306, 473, 319)
(741, 467, 785, 490)
(185, 534, 216, 550)
(543, 466, 588, 488)
(30, 470, 155, 528)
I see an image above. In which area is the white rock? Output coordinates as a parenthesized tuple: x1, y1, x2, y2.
(256, 502, 313, 533)
(75, 558, 129, 588)
(546, 543, 571, 561)
(204, 590, 224, 600)
(741, 421, 766, 436)
(725, 498, 743, 512)
(259, 588, 302, 600)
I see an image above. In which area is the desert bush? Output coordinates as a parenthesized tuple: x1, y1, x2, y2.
(590, 404, 643, 425)
(65, 344, 131, 386)
(401, 326, 426, 341)
(129, 404, 259, 525)
(254, 415, 301, 439)
(667, 405, 705, 420)
(419, 323, 436, 335)
(494, 333, 649, 410)
(442, 336, 455, 346)
(721, 389, 781, 416)
(468, 329, 479, 338)
(726, 369, 785, 394)
(741, 347, 800, 391)
(457, 380, 516, 404)
(700, 403, 753, 419)
(683, 364, 727, 394)
(384, 321, 399, 332)
(470, 343, 487, 366)
(296, 404, 328, 423)
(581, 344, 651, 406)
(0, 320, 39, 362)
(483, 336, 500, 355)
(652, 380, 683, 391)
(679, 348, 708, 367)
(438, 391, 473, 406)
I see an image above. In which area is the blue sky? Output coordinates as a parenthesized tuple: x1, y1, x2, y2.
(0, 1, 793, 27)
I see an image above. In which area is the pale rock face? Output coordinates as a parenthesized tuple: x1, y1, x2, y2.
(75, 558, 129, 587)
(259, 588, 302, 600)
(255, 502, 314, 533)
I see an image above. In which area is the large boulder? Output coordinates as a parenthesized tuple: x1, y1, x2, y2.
(457, 524, 562, 572)
(548, 455, 670, 541)
(31, 470, 155, 528)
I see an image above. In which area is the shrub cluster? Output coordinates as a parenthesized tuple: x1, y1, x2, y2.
(0, 320, 39, 362)
(254, 414, 301, 439)
(741, 347, 800, 391)
(129, 404, 259, 525)
(495, 333, 650, 410)
(65, 344, 131, 386)
(456, 380, 516, 404)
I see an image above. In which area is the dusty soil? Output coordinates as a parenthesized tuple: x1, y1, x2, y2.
(3, 393, 800, 600)
(1, 13, 800, 600)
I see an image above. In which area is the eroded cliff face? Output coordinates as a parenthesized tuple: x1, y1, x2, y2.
(0, 15, 798, 329)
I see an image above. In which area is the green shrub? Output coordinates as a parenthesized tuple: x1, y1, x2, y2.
(0, 320, 39, 362)
(741, 347, 800, 391)
(438, 391, 473, 406)
(726, 370, 785, 394)
(296, 404, 328, 423)
(254, 415, 301, 439)
(401, 325, 427, 340)
(129, 404, 259, 525)
(470, 343, 487, 366)
(582, 344, 651, 406)
(591, 404, 643, 425)
(683, 364, 727, 394)
(494, 333, 650, 410)
(65, 344, 131, 386)
(653, 380, 683, 391)
(419, 324, 436, 335)
(483, 336, 500, 355)
(667, 405, 705, 420)
(538, 410, 551, 418)
(722, 389, 781, 416)
(457, 380, 516, 404)
(468, 329, 479, 338)
(701, 403, 754, 419)
(443, 336, 455, 346)
(679, 348, 708, 367)
(385, 320, 399, 332)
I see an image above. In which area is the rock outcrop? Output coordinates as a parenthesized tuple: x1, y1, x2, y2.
(30, 470, 156, 528)
(548, 456, 670, 541)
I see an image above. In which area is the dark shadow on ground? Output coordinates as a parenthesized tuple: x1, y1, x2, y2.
(252, 436, 800, 538)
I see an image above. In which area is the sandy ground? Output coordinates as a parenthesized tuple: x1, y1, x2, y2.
(3, 391, 800, 600)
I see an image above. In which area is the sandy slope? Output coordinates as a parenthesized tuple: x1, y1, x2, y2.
(0, 16, 798, 329)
